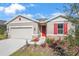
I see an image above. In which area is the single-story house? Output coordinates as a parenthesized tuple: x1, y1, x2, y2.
(6, 15, 75, 41)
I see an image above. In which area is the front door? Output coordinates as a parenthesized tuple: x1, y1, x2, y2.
(42, 26, 46, 37)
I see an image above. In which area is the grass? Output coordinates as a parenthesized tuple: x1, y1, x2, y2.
(11, 51, 48, 56)
(0, 34, 7, 40)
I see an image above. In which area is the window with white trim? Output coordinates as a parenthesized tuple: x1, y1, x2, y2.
(58, 24, 64, 34)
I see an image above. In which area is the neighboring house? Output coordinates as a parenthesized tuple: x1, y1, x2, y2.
(6, 15, 75, 41)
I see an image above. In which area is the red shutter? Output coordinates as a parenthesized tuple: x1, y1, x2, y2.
(54, 23, 58, 34)
(64, 23, 68, 34)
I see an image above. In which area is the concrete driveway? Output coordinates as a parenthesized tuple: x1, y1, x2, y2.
(0, 39, 26, 56)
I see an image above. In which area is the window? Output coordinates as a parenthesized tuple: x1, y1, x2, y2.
(58, 24, 63, 34)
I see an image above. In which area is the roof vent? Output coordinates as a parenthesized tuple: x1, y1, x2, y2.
(19, 18, 21, 21)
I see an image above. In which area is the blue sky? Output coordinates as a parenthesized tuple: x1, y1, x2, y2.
(0, 3, 66, 21)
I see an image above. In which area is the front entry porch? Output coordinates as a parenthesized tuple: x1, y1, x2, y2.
(38, 23, 46, 38)
(27, 23, 47, 45)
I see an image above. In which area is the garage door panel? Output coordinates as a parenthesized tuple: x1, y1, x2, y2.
(10, 27, 32, 40)
(11, 27, 32, 29)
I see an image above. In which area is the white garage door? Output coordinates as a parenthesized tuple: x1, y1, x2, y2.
(10, 27, 33, 40)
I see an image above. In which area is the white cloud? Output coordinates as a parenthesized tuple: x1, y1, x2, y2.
(22, 14, 33, 18)
(29, 4, 35, 7)
(0, 3, 26, 14)
(5, 3, 26, 14)
(45, 12, 66, 20)
(35, 13, 46, 18)
(22, 13, 46, 19)
(51, 13, 65, 17)
(0, 7, 4, 11)
(27, 4, 35, 8)
(26, 14, 33, 18)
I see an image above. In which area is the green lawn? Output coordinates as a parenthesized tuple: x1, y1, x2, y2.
(11, 51, 48, 56)
(0, 34, 7, 40)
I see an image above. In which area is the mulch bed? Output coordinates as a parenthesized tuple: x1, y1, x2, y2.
(11, 44, 79, 56)
(11, 44, 60, 56)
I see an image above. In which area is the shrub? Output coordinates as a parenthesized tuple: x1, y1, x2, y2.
(41, 43, 46, 47)
(64, 34, 76, 48)
(60, 40, 65, 45)
(75, 29, 79, 46)
(75, 29, 79, 39)
(34, 43, 38, 47)
(45, 38, 52, 45)
(76, 39, 79, 46)
(62, 34, 78, 55)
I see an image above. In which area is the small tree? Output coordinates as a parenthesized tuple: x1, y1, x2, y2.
(75, 29, 79, 46)
(64, 29, 76, 47)
(75, 29, 79, 39)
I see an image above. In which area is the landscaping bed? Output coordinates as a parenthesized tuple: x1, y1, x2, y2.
(11, 44, 59, 56)
(11, 42, 79, 56)
(11, 34, 79, 56)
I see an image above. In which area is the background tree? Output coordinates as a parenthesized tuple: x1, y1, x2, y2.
(0, 25, 6, 35)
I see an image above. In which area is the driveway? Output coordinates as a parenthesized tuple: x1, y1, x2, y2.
(0, 39, 26, 56)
